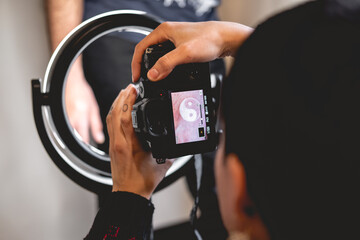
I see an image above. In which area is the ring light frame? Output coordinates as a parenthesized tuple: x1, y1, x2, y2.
(32, 10, 193, 194)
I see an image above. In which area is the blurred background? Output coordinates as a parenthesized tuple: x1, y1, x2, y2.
(0, 0, 307, 239)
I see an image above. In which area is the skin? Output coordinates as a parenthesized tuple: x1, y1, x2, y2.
(215, 134, 270, 240)
(131, 21, 253, 82)
(109, 21, 270, 238)
(107, 85, 173, 199)
(46, 0, 104, 144)
(108, 85, 270, 238)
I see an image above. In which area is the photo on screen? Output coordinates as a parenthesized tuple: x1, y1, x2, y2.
(171, 89, 207, 144)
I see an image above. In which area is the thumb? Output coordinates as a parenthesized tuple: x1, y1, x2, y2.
(147, 46, 191, 81)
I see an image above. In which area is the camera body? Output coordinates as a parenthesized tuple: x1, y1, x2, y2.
(132, 41, 217, 160)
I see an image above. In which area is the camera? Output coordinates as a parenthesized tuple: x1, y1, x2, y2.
(131, 41, 218, 162)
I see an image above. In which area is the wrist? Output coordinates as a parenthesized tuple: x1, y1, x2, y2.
(112, 185, 152, 200)
(67, 57, 88, 85)
(220, 22, 253, 57)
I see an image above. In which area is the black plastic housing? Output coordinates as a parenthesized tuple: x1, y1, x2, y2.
(132, 42, 218, 159)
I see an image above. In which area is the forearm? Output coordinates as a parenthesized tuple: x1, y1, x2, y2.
(218, 21, 254, 58)
(46, 0, 88, 99)
(45, 0, 84, 51)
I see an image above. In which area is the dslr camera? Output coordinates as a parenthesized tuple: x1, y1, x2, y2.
(132, 41, 218, 163)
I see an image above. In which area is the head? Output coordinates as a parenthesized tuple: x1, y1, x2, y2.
(214, 2, 360, 239)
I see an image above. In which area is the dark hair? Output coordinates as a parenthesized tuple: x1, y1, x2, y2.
(222, 1, 360, 239)
(325, 0, 360, 21)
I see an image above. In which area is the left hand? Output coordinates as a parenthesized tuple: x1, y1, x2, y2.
(106, 84, 173, 199)
(131, 21, 253, 82)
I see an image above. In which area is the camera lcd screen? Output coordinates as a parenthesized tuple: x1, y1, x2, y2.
(171, 89, 208, 144)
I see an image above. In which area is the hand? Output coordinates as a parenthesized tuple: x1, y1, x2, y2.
(65, 58, 104, 144)
(132, 21, 253, 82)
(107, 85, 173, 199)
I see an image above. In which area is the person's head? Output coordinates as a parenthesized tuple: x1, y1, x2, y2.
(214, 2, 360, 239)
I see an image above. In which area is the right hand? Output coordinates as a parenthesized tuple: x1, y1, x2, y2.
(65, 58, 105, 144)
(132, 21, 253, 82)
(107, 85, 173, 199)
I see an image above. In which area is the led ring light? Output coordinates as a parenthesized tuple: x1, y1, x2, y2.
(32, 10, 193, 194)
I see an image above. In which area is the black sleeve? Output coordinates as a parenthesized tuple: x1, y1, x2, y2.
(84, 191, 154, 240)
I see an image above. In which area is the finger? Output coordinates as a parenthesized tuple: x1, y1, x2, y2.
(120, 85, 138, 142)
(106, 110, 114, 157)
(147, 45, 193, 81)
(106, 111, 118, 180)
(164, 159, 175, 170)
(113, 90, 127, 137)
(132, 22, 173, 82)
(106, 99, 115, 150)
(108, 90, 127, 152)
(75, 120, 90, 144)
(90, 106, 105, 144)
(154, 159, 175, 180)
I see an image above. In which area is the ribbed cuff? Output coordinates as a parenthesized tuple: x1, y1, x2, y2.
(85, 191, 154, 240)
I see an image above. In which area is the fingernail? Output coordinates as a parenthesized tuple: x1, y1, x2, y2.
(148, 68, 159, 80)
(132, 75, 135, 82)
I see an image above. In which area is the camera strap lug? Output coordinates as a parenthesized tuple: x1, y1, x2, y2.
(156, 158, 166, 164)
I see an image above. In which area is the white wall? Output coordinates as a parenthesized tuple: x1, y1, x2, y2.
(219, 0, 309, 27)
(0, 1, 97, 239)
(0, 0, 308, 239)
